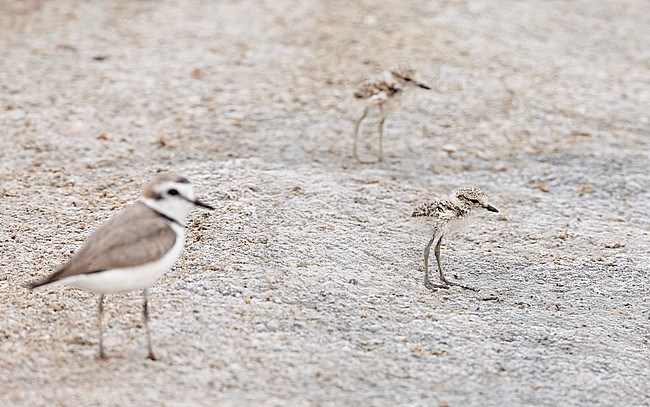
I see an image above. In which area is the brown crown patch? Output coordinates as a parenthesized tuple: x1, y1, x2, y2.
(142, 173, 190, 198)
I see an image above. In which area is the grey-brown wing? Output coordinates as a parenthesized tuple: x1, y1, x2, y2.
(45, 202, 177, 282)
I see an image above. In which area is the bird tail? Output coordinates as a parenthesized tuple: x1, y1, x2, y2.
(26, 276, 54, 289)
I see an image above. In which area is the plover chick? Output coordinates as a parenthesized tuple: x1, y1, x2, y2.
(29, 173, 215, 360)
(411, 187, 499, 291)
(353, 64, 431, 163)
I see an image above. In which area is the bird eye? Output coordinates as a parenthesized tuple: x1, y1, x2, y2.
(168, 188, 179, 196)
(470, 199, 480, 204)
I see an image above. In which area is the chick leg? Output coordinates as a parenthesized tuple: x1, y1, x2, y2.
(377, 105, 386, 162)
(423, 233, 449, 290)
(353, 106, 370, 163)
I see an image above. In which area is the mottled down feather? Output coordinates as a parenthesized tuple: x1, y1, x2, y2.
(411, 200, 466, 221)
(354, 79, 401, 99)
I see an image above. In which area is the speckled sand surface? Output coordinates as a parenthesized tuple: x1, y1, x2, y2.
(1, 1, 649, 406)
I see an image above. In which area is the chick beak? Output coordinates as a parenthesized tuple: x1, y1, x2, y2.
(485, 204, 499, 213)
(417, 82, 431, 90)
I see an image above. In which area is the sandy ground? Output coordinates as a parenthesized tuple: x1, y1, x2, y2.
(1, 0, 649, 405)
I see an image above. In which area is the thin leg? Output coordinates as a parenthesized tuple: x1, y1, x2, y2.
(435, 237, 479, 292)
(353, 106, 369, 163)
(97, 294, 106, 360)
(423, 233, 450, 291)
(143, 289, 157, 360)
(377, 106, 386, 162)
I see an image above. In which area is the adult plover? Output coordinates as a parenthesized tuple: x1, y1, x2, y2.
(29, 173, 214, 360)
(411, 188, 499, 291)
(353, 65, 431, 163)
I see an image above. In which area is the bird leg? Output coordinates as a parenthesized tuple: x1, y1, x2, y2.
(353, 106, 370, 163)
(423, 234, 450, 290)
(376, 103, 387, 162)
(143, 289, 157, 360)
(435, 237, 479, 292)
(97, 294, 106, 360)
(377, 115, 386, 163)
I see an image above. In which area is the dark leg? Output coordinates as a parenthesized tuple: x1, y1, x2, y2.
(353, 106, 369, 163)
(377, 104, 386, 162)
(423, 234, 450, 291)
(377, 116, 386, 162)
(143, 289, 157, 360)
(435, 237, 479, 292)
(97, 294, 106, 359)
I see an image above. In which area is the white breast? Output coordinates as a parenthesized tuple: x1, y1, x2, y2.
(58, 224, 185, 294)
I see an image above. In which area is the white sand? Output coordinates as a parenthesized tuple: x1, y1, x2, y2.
(1, 1, 648, 405)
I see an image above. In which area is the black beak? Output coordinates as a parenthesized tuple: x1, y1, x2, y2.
(417, 82, 431, 90)
(485, 204, 499, 213)
(193, 199, 215, 210)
